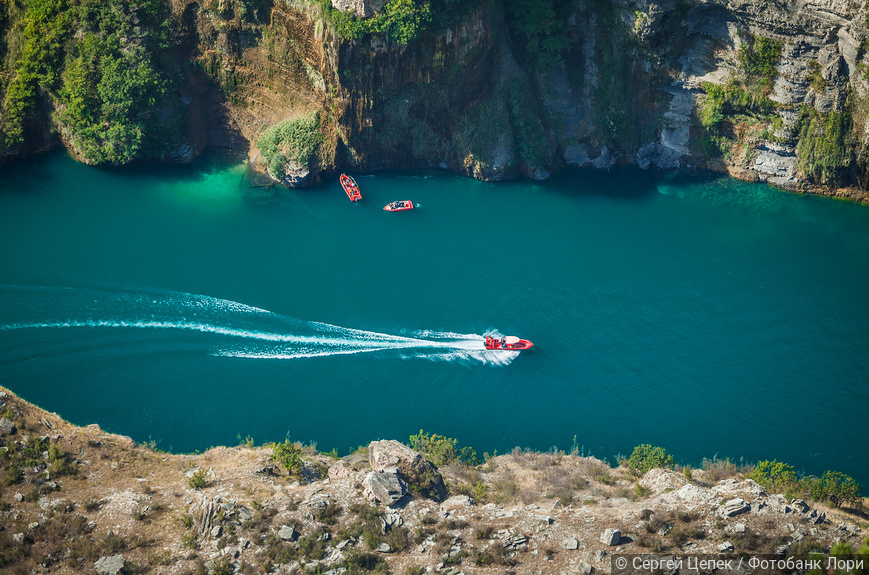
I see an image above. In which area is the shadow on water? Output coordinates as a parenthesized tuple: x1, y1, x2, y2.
(0, 149, 65, 193)
(545, 165, 660, 199)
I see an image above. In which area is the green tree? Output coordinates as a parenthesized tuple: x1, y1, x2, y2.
(272, 439, 304, 477)
(504, 0, 569, 68)
(747, 460, 797, 491)
(380, 0, 431, 45)
(819, 470, 862, 509)
(409, 429, 479, 467)
(626, 444, 675, 476)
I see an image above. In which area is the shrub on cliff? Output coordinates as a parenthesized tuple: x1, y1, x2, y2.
(257, 113, 323, 178)
(627, 444, 675, 476)
(272, 438, 305, 477)
(796, 107, 855, 186)
(504, 0, 569, 69)
(409, 429, 479, 467)
(737, 33, 782, 94)
(747, 460, 797, 491)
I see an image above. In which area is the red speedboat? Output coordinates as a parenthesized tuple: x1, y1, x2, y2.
(485, 335, 534, 350)
(340, 174, 361, 202)
(384, 200, 413, 212)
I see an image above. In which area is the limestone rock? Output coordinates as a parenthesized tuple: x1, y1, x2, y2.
(717, 541, 735, 552)
(441, 495, 474, 509)
(563, 537, 579, 550)
(719, 498, 750, 518)
(330, 0, 386, 18)
(94, 554, 125, 575)
(362, 469, 407, 507)
(380, 510, 403, 533)
(640, 468, 688, 494)
(279, 524, 298, 542)
(368, 440, 447, 502)
(577, 560, 595, 575)
(600, 528, 621, 546)
(375, 542, 392, 553)
(0, 418, 16, 436)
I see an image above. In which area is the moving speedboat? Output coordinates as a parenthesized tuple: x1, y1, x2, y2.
(384, 200, 413, 212)
(340, 174, 361, 202)
(484, 335, 533, 350)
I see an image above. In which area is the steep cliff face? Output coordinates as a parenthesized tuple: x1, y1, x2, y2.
(180, 0, 868, 198)
(1, 0, 867, 200)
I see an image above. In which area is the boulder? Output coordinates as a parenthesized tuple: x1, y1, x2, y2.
(368, 440, 447, 502)
(440, 494, 474, 509)
(719, 498, 750, 518)
(375, 542, 392, 553)
(600, 528, 621, 546)
(0, 418, 16, 436)
(717, 541, 735, 552)
(639, 468, 688, 494)
(791, 499, 810, 513)
(563, 537, 579, 550)
(363, 469, 407, 507)
(577, 561, 595, 575)
(380, 510, 403, 533)
(279, 525, 298, 542)
(94, 554, 125, 575)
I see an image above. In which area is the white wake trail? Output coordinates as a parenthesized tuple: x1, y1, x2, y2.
(0, 287, 524, 366)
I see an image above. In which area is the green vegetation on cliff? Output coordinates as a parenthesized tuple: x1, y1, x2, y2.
(504, 0, 569, 69)
(409, 429, 480, 467)
(797, 107, 855, 186)
(749, 459, 863, 509)
(697, 33, 782, 158)
(316, 0, 477, 45)
(256, 112, 323, 177)
(0, 0, 173, 161)
(737, 33, 783, 95)
(1, 0, 72, 149)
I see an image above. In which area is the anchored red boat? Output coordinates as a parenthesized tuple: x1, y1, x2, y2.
(485, 335, 534, 351)
(340, 174, 361, 202)
(384, 200, 414, 212)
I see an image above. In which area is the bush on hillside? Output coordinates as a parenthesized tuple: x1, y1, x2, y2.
(627, 444, 675, 476)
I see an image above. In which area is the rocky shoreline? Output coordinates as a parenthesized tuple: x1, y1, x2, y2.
(0, 387, 866, 574)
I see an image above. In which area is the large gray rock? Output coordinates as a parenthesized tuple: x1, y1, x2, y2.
(94, 554, 125, 575)
(719, 498, 750, 518)
(331, 0, 386, 18)
(0, 418, 16, 436)
(368, 440, 447, 502)
(639, 468, 688, 494)
(363, 469, 407, 507)
(279, 524, 298, 542)
(600, 528, 621, 546)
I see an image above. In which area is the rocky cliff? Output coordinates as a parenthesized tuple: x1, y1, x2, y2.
(1, 0, 868, 201)
(0, 387, 866, 575)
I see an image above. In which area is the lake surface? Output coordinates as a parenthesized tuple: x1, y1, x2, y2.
(1, 150, 867, 484)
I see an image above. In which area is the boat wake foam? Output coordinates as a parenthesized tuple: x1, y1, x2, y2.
(0, 285, 518, 366)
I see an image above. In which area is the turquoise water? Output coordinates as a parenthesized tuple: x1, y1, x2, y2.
(1, 150, 868, 484)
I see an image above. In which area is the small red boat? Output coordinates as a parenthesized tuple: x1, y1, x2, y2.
(340, 174, 361, 202)
(384, 200, 414, 212)
(485, 335, 534, 350)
